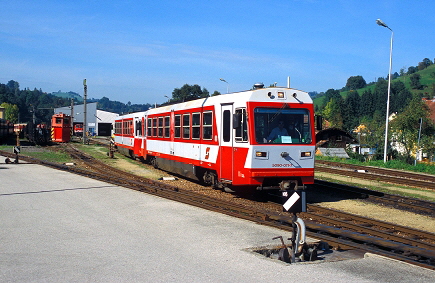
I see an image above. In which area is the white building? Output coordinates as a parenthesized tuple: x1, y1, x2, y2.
(54, 103, 119, 136)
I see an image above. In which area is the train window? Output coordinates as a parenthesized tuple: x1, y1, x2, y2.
(122, 121, 126, 135)
(192, 113, 200, 139)
(158, 117, 163, 137)
(183, 114, 190, 139)
(234, 108, 248, 142)
(147, 118, 152, 136)
(223, 110, 231, 142)
(164, 116, 170, 138)
(203, 111, 213, 140)
(253, 108, 312, 144)
(115, 121, 122, 135)
(174, 115, 181, 138)
(152, 118, 157, 137)
(122, 120, 133, 136)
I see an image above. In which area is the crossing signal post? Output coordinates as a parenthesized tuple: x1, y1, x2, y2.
(282, 188, 307, 263)
(282, 189, 306, 213)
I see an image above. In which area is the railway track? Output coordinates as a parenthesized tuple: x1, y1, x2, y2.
(314, 179, 435, 216)
(316, 160, 435, 190)
(2, 146, 435, 270)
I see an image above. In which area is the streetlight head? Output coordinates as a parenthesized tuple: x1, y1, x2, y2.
(219, 78, 227, 83)
(376, 18, 388, 28)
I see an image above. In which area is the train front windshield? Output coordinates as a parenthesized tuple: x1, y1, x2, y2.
(254, 108, 312, 144)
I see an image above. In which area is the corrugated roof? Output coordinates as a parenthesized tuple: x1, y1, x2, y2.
(96, 110, 119, 123)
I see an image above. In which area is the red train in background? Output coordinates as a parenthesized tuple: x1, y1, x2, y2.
(51, 113, 72, 143)
(0, 113, 72, 145)
(114, 84, 316, 193)
(73, 123, 84, 137)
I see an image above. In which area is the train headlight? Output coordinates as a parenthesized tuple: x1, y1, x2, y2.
(300, 151, 312, 158)
(255, 151, 268, 159)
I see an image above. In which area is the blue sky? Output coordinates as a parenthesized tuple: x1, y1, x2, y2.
(1, 0, 434, 105)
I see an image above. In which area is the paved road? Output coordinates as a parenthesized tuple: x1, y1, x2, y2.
(1, 156, 434, 282)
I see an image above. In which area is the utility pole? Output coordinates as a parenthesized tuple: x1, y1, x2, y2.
(83, 79, 87, 144)
(70, 98, 74, 138)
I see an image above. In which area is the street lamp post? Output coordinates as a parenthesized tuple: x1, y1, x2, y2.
(376, 19, 394, 163)
(219, 78, 229, 93)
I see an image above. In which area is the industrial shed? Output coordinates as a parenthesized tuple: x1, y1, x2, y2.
(54, 103, 119, 136)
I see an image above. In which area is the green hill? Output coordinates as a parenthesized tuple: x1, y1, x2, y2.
(314, 64, 435, 110)
(50, 91, 83, 102)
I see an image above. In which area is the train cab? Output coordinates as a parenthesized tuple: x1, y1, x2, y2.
(51, 113, 72, 142)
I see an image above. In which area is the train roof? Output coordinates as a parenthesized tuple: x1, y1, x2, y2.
(115, 86, 312, 119)
(148, 87, 311, 114)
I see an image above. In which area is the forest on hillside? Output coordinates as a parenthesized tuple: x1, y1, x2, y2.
(315, 57, 435, 133)
(0, 80, 153, 124)
(315, 57, 435, 163)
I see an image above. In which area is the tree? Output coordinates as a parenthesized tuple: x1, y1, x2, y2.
(321, 88, 341, 109)
(373, 79, 388, 114)
(418, 62, 426, 71)
(171, 84, 210, 102)
(422, 58, 433, 68)
(410, 73, 422, 89)
(389, 96, 435, 163)
(407, 66, 417, 75)
(345, 76, 366, 90)
(6, 80, 19, 92)
(399, 67, 406, 77)
(0, 102, 19, 122)
(322, 97, 343, 129)
(391, 81, 411, 113)
(342, 90, 360, 131)
(360, 89, 376, 119)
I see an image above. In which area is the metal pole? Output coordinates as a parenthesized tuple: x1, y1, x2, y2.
(377, 19, 393, 163)
(70, 99, 74, 138)
(83, 79, 87, 144)
(415, 118, 422, 166)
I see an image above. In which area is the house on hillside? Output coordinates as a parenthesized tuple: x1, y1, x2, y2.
(315, 128, 357, 158)
(315, 128, 357, 148)
(423, 97, 435, 122)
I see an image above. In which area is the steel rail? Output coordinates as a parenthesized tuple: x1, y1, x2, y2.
(314, 179, 435, 216)
(317, 160, 435, 186)
(316, 166, 435, 190)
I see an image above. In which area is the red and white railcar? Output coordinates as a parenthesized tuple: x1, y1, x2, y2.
(114, 85, 315, 193)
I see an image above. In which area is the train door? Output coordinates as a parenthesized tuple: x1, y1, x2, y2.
(141, 115, 147, 156)
(219, 103, 234, 183)
(134, 116, 143, 157)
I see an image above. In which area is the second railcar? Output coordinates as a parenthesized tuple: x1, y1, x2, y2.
(114, 85, 316, 193)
